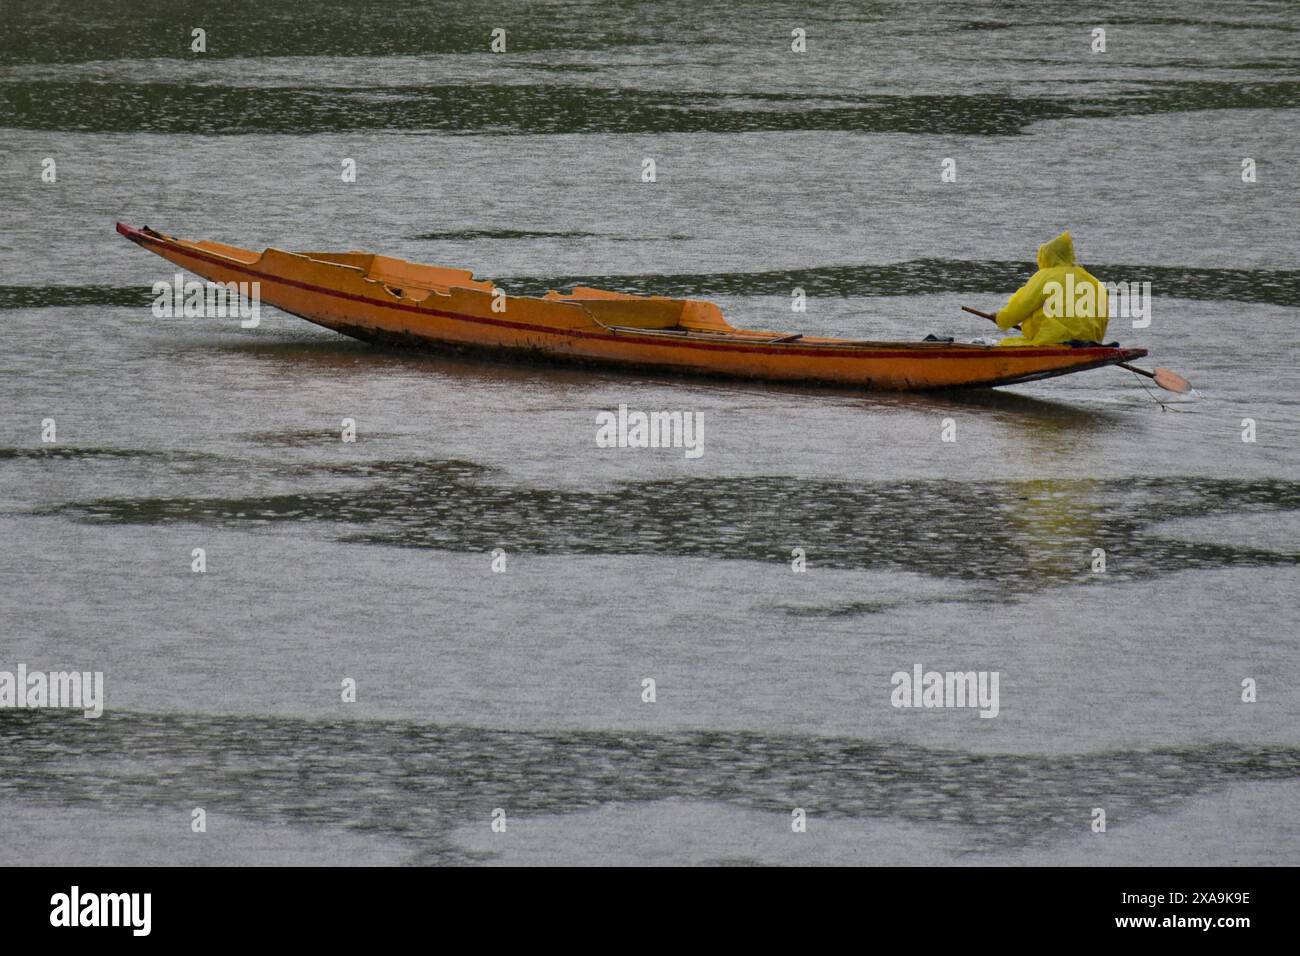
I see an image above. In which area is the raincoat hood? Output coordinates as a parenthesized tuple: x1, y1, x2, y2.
(995, 231, 1109, 346)
(1036, 231, 1077, 269)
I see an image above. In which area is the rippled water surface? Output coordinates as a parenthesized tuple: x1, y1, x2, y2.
(1, 0, 1298, 865)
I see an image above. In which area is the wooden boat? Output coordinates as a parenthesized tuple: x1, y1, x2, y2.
(116, 223, 1147, 390)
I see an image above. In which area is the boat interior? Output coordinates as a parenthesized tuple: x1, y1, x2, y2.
(176, 231, 788, 340)
(138, 227, 1000, 348)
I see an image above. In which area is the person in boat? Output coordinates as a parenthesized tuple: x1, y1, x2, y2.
(993, 231, 1109, 346)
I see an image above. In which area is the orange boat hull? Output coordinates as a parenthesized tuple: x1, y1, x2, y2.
(116, 223, 1147, 391)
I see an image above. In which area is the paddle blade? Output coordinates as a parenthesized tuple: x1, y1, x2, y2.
(1152, 367, 1192, 393)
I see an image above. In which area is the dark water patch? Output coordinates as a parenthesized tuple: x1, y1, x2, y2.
(410, 229, 608, 241)
(8, 260, 1295, 313)
(244, 429, 402, 448)
(518, 260, 1300, 308)
(3, 710, 1297, 863)
(512, 60, 607, 74)
(3, 78, 1298, 135)
(0, 0, 654, 65)
(0, 285, 156, 310)
(50, 465, 1300, 589)
(786, 594, 1010, 619)
(1122, 60, 1300, 72)
(409, 229, 693, 242)
(1091, 79, 1300, 121)
(0, 446, 219, 465)
(786, 600, 897, 617)
(1090, 16, 1300, 33)
(0, 82, 1079, 136)
(0, 447, 372, 497)
(5, 0, 1296, 68)
(956, 16, 1300, 34)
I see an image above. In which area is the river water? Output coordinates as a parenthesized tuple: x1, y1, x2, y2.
(1, 0, 1298, 865)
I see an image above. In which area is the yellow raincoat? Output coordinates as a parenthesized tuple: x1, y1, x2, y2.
(996, 232, 1109, 346)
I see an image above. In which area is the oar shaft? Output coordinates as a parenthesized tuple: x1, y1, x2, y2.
(1118, 362, 1156, 380)
(961, 305, 997, 322)
(963, 304, 1021, 332)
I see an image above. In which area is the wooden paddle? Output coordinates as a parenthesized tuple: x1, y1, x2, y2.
(961, 306, 1192, 393)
